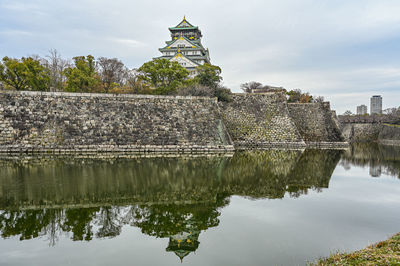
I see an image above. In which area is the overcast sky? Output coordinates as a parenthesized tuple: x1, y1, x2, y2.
(0, 0, 399, 113)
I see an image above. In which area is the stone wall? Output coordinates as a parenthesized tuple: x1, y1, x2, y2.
(378, 125, 400, 146)
(287, 102, 344, 143)
(340, 122, 400, 146)
(0, 91, 233, 153)
(0, 90, 349, 153)
(218, 93, 305, 148)
(341, 123, 382, 143)
(338, 115, 393, 124)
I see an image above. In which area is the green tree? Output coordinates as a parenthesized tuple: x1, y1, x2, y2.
(0, 56, 50, 91)
(138, 59, 189, 95)
(64, 55, 101, 92)
(194, 63, 222, 88)
(193, 63, 231, 102)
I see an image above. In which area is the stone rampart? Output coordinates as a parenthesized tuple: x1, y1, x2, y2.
(378, 124, 400, 146)
(340, 122, 400, 146)
(338, 115, 394, 124)
(0, 91, 349, 153)
(0, 91, 233, 153)
(341, 123, 381, 143)
(287, 102, 344, 143)
(218, 93, 306, 148)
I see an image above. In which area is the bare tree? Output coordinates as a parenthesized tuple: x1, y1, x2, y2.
(177, 84, 214, 97)
(383, 108, 397, 115)
(313, 95, 325, 103)
(44, 49, 71, 91)
(97, 57, 127, 92)
(124, 68, 147, 93)
(240, 81, 262, 93)
(343, 110, 353, 116)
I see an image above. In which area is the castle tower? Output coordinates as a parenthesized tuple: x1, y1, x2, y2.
(157, 16, 211, 76)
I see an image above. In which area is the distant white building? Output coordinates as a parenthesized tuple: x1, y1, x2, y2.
(370, 95, 382, 114)
(356, 104, 368, 115)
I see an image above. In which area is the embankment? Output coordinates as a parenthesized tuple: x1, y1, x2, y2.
(339, 117, 400, 146)
(218, 93, 305, 149)
(287, 102, 346, 148)
(0, 91, 233, 153)
(0, 91, 348, 153)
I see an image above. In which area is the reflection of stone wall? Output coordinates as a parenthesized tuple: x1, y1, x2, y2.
(341, 143, 400, 178)
(0, 149, 342, 209)
(221, 150, 303, 198)
(0, 156, 228, 208)
(287, 102, 344, 142)
(0, 91, 233, 153)
(219, 93, 305, 148)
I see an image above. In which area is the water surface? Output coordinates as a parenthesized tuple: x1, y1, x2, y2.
(0, 144, 399, 266)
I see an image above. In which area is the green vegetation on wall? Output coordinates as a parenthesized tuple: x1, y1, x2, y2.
(0, 52, 231, 101)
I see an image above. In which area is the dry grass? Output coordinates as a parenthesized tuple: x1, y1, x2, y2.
(314, 233, 400, 265)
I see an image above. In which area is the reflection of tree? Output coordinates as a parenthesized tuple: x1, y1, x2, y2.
(95, 207, 123, 238)
(0, 199, 226, 246)
(0, 209, 64, 244)
(61, 208, 98, 241)
(341, 143, 400, 178)
(0, 149, 342, 249)
(130, 196, 228, 238)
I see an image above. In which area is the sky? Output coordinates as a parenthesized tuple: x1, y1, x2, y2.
(0, 0, 399, 113)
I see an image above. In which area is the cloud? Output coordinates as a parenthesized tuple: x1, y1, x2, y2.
(108, 38, 145, 48)
(0, 30, 33, 36)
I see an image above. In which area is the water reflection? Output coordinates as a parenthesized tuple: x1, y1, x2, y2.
(0, 150, 342, 260)
(340, 143, 400, 178)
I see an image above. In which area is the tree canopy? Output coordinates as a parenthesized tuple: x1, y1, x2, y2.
(138, 59, 189, 95)
(193, 63, 222, 88)
(0, 52, 232, 101)
(0, 56, 50, 91)
(240, 81, 262, 93)
(97, 57, 127, 92)
(64, 55, 100, 92)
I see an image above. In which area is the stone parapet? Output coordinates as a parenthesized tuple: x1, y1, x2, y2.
(219, 93, 304, 147)
(305, 142, 350, 149)
(287, 102, 345, 142)
(0, 90, 232, 152)
(0, 90, 349, 152)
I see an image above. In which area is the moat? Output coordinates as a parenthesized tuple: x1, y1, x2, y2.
(0, 144, 399, 266)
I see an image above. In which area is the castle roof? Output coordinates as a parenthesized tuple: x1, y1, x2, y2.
(170, 50, 201, 68)
(169, 16, 199, 31)
(159, 33, 202, 50)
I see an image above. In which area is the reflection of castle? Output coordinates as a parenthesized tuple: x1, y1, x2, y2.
(166, 230, 200, 262)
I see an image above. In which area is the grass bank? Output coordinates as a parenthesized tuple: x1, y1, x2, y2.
(314, 233, 400, 265)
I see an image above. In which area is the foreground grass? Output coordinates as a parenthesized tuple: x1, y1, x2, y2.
(314, 233, 400, 265)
